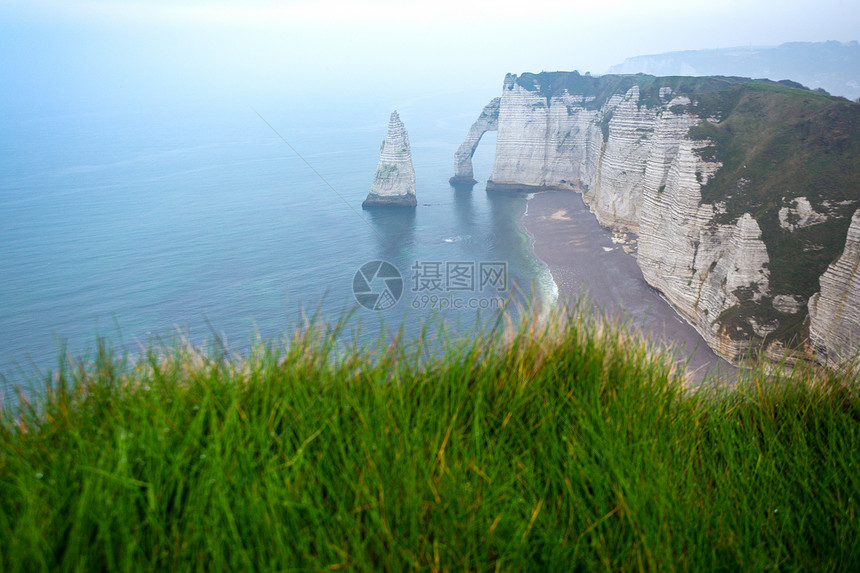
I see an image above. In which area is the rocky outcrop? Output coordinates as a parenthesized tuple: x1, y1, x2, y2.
(458, 71, 860, 365)
(809, 209, 860, 370)
(772, 295, 806, 314)
(778, 197, 827, 231)
(450, 98, 500, 185)
(363, 111, 417, 208)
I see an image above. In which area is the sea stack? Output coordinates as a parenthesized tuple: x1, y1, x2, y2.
(362, 111, 417, 208)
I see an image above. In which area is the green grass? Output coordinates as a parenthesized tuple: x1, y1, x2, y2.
(1, 305, 858, 571)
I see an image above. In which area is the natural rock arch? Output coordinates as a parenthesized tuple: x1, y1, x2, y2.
(449, 97, 500, 185)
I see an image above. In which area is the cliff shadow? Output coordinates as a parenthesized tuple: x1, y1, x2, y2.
(449, 181, 476, 192)
(365, 208, 417, 263)
(452, 184, 476, 231)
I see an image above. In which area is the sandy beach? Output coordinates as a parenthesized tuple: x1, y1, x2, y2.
(520, 190, 736, 384)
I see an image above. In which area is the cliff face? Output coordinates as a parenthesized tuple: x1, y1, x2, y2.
(363, 111, 417, 208)
(638, 142, 771, 362)
(809, 209, 860, 370)
(459, 72, 860, 366)
(486, 76, 701, 232)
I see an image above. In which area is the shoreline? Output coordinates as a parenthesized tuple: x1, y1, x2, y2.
(518, 189, 736, 385)
(519, 193, 560, 312)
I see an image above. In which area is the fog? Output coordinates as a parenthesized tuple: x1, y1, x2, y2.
(2, 0, 859, 114)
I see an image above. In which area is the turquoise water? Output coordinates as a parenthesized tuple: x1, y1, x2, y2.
(0, 96, 555, 401)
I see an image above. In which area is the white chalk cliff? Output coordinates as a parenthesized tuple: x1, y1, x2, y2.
(808, 209, 860, 370)
(456, 73, 859, 366)
(363, 111, 417, 208)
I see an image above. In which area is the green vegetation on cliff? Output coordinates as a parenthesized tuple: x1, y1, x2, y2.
(690, 82, 860, 348)
(690, 84, 860, 293)
(2, 307, 858, 571)
(515, 71, 860, 351)
(515, 71, 754, 110)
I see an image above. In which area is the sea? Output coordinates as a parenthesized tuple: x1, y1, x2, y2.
(0, 91, 557, 404)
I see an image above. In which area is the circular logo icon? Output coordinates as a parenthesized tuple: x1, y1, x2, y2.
(353, 260, 403, 311)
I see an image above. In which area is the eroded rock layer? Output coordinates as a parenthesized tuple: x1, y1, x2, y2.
(809, 209, 860, 370)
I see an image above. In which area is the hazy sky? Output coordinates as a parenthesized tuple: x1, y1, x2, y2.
(2, 0, 858, 113)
